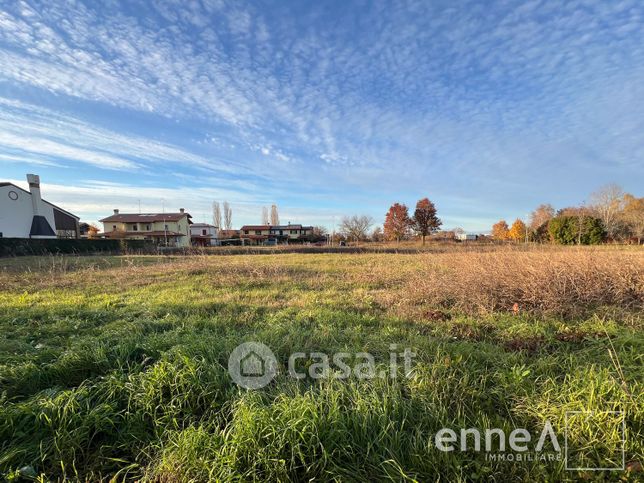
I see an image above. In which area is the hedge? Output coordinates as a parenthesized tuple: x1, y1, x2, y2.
(0, 238, 155, 257)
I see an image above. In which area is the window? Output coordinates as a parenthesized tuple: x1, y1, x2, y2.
(112, 225, 117, 231)
(146, 224, 151, 231)
(202, 229, 207, 236)
(255, 230, 262, 235)
(244, 230, 249, 234)
(164, 224, 169, 230)
(133, 225, 138, 231)
(290, 230, 297, 234)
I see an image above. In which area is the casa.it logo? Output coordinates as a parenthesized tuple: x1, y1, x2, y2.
(227, 341, 278, 389)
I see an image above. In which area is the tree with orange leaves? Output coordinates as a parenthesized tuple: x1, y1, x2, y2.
(508, 219, 527, 242)
(384, 203, 411, 242)
(492, 220, 509, 240)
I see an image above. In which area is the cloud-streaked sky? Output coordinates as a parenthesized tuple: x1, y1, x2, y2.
(1, 0, 643, 231)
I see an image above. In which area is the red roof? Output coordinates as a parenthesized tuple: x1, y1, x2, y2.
(240, 225, 271, 231)
(100, 212, 192, 223)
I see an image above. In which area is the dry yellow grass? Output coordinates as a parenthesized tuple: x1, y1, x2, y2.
(399, 246, 644, 318)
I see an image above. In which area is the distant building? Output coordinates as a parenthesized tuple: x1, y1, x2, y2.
(0, 174, 80, 239)
(99, 209, 192, 247)
(191, 223, 219, 246)
(239, 223, 314, 245)
(456, 233, 478, 241)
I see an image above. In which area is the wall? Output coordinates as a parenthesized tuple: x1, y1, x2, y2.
(0, 185, 56, 238)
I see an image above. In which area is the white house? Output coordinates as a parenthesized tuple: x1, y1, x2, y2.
(456, 233, 478, 241)
(190, 223, 219, 246)
(0, 174, 80, 239)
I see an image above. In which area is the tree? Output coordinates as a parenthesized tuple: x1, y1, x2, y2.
(339, 215, 373, 242)
(508, 219, 527, 242)
(223, 201, 233, 230)
(548, 215, 605, 245)
(310, 226, 327, 242)
(492, 220, 509, 240)
(212, 201, 222, 229)
(412, 198, 442, 245)
(589, 184, 625, 240)
(270, 204, 279, 226)
(261, 206, 269, 225)
(384, 203, 411, 242)
(529, 204, 555, 231)
(87, 224, 99, 238)
(371, 226, 384, 242)
(620, 194, 644, 244)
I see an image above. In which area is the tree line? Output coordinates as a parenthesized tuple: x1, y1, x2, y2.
(493, 184, 643, 244)
(338, 197, 442, 244)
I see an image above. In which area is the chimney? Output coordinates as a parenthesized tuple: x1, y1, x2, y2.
(26, 174, 56, 238)
(179, 208, 185, 213)
(113, 209, 119, 214)
(27, 174, 42, 215)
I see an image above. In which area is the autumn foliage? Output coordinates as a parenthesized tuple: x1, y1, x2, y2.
(508, 219, 527, 241)
(492, 220, 509, 240)
(412, 198, 442, 244)
(384, 203, 411, 242)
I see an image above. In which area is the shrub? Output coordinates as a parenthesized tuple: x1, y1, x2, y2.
(548, 216, 605, 245)
(0, 238, 154, 257)
(548, 216, 606, 245)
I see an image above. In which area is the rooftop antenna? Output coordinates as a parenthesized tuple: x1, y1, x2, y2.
(138, 199, 141, 214)
(161, 198, 165, 214)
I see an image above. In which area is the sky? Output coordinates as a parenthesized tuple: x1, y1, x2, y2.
(0, 0, 643, 232)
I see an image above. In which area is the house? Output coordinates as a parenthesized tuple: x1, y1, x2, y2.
(191, 223, 218, 247)
(99, 209, 192, 247)
(239, 223, 314, 245)
(0, 174, 80, 239)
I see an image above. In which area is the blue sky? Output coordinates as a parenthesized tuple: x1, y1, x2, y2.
(1, 0, 643, 231)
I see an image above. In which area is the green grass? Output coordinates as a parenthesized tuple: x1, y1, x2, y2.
(0, 251, 642, 481)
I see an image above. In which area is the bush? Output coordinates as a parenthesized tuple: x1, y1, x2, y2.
(0, 238, 154, 257)
(548, 216, 605, 245)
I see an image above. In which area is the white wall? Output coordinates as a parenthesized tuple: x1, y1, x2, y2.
(0, 186, 56, 238)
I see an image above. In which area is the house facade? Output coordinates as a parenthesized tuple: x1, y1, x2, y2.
(0, 174, 80, 239)
(239, 223, 314, 245)
(99, 209, 192, 247)
(191, 223, 219, 246)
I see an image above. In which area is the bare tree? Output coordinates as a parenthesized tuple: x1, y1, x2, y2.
(370, 225, 384, 242)
(262, 206, 269, 225)
(223, 201, 233, 230)
(339, 215, 373, 242)
(270, 204, 279, 226)
(589, 184, 624, 240)
(529, 203, 555, 230)
(212, 201, 222, 229)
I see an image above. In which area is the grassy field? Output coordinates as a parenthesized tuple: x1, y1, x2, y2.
(0, 246, 642, 481)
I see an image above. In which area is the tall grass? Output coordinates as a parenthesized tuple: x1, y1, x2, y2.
(403, 247, 643, 317)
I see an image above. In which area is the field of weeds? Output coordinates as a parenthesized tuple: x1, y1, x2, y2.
(0, 246, 642, 481)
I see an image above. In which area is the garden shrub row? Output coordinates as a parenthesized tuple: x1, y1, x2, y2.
(0, 238, 155, 257)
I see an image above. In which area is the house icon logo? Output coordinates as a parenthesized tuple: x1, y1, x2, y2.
(228, 342, 277, 389)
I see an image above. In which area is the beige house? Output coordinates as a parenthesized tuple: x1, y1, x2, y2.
(99, 209, 192, 247)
